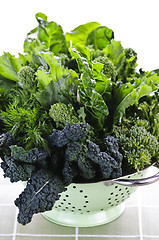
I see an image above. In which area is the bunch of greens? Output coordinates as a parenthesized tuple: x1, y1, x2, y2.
(0, 12, 159, 225)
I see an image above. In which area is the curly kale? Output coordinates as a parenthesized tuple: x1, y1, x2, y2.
(1, 156, 36, 183)
(93, 56, 117, 80)
(0, 132, 12, 148)
(1, 145, 48, 183)
(115, 125, 159, 171)
(49, 102, 79, 128)
(14, 169, 66, 225)
(87, 139, 122, 179)
(0, 121, 123, 225)
(103, 135, 123, 163)
(48, 122, 88, 147)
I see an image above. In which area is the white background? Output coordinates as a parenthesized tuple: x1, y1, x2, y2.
(0, 0, 159, 71)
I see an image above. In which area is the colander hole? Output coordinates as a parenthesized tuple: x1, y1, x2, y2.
(125, 187, 128, 190)
(78, 209, 81, 211)
(65, 195, 69, 197)
(72, 206, 75, 209)
(80, 190, 83, 193)
(115, 186, 118, 188)
(61, 202, 64, 205)
(108, 198, 111, 200)
(128, 176, 131, 179)
(115, 194, 118, 197)
(119, 189, 122, 191)
(84, 195, 88, 198)
(63, 199, 66, 201)
(63, 209, 66, 211)
(83, 206, 87, 208)
(73, 186, 76, 189)
(111, 204, 114, 207)
(121, 193, 124, 195)
(85, 201, 89, 203)
(58, 205, 61, 207)
(87, 211, 90, 213)
(111, 192, 114, 195)
(71, 210, 74, 212)
(108, 202, 111, 205)
(68, 203, 71, 205)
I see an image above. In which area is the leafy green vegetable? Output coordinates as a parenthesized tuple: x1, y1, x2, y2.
(86, 25, 114, 50)
(1, 12, 159, 226)
(0, 52, 21, 81)
(24, 12, 68, 55)
(65, 21, 100, 47)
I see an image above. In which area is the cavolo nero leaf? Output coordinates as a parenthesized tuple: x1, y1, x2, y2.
(15, 169, 66, 225)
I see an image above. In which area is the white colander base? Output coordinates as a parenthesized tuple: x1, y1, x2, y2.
(42, 202, 125, 227)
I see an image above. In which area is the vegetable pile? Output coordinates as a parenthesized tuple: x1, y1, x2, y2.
(0, 12, 159, 225)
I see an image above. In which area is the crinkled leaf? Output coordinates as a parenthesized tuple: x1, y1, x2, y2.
(15, 169, 66, 225)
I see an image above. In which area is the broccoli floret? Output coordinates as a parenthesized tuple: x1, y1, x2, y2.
(125, 48, 137, 66)
(94, 56, 117, 80)
(116, 125, 159, 171)
(49, 103, 79, 128)
(18, 66, 36, 91)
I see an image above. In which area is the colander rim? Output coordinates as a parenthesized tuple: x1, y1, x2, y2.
(72, 164, 156, 185)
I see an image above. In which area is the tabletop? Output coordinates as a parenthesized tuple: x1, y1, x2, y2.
(0, 165, 159, 240)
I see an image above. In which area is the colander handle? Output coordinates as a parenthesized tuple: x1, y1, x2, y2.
(113, 171, 159, 186)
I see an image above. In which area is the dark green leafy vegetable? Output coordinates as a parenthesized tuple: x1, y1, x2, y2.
(0, 12, 159, 226)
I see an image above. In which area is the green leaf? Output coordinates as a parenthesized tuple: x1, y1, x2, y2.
(24, 12, 68, 55)
(103, 40, 125, 72)
(35, 52, 70, 90)
(65, 22, 100, 48)
(36, 70, 78, 108)
(86, 26, 114, 50)
(113, 79, 155, 124)
(0, 74, 18, 92)
(69, 47, 108, 129)
(0, 53, 21, 81)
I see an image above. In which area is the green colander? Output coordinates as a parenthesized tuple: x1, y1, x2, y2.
(42, 166, 159, 227)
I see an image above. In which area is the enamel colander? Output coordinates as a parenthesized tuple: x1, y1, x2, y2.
(42, 166, 159, 227)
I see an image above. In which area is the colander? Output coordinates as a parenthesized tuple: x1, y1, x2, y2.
(42, 165, 159, 227)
